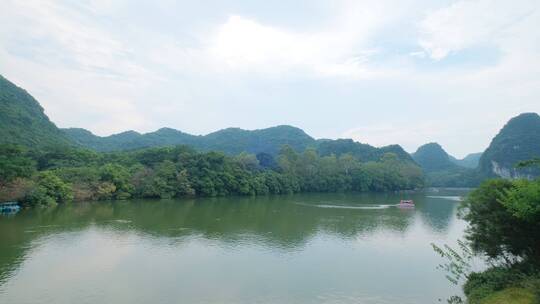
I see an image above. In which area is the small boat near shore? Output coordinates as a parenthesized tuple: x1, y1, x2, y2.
(398, 199, 415, 208)
(0, 202, 21, 214)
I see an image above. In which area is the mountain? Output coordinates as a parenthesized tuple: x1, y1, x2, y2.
(63, 125, 317, 155)
(0, 75, 71, 149)
(63, 127, 200, 152)
(64, 126, 416, 162)
(450, 152, 482, 169)
(411, 143, 459, 172)
(317, 139, 415, 162)
(200, 126, 316, 155)
(411, 143, 482, 187)
(479, 113, 540, 178)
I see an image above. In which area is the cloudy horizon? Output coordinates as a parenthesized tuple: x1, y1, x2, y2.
(1, 0, 539, 158)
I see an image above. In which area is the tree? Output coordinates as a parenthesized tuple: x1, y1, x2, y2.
(256, 152, 278, 170)
(26, 171, 73, 206)
(0, 144, 35, 186)
(459, 179, 540, 264)
(99, 164, 133, 199)
(234, 152, 260, 171)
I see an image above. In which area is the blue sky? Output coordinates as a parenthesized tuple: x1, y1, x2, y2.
(1, 0, 539, 157)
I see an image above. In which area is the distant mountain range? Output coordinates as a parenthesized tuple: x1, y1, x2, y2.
(63, 128, 415, 163)
(63, 125, 316, 156)
(1, 74, 539, 182)
(0, 75, 413, 164)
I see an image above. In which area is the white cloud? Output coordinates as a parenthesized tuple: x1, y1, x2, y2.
(418, 0, 537, 60)
(204, 13, 381, 77)
(0, 0, 539, 157)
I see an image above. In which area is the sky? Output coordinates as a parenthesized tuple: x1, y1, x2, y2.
(1, 0, 539, 158)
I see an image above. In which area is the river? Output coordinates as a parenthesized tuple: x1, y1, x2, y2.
(0, 189, 470, 304)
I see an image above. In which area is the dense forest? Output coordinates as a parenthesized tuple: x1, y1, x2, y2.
(0, 144, 424, 207)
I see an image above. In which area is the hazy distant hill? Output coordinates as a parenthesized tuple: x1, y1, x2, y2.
(63, 125, 317, 155)
(479, 113, 540, 178)
(411, 143, 482, 187)
(63, 127, 200, 152)
(0, 75, 71, 149)
(450, 152, 482, 169)
(317, 139, 415, 163)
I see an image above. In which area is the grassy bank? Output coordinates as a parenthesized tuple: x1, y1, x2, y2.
(464, 265, 540, 304)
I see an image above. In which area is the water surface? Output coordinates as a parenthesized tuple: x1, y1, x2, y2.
(0, 190, 469, 304)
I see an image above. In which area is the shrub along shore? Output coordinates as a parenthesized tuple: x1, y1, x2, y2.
(439, 173, 540, 304)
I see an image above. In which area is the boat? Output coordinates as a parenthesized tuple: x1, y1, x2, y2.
(398, 200, 415, 208)
(0, 202, 21, 214)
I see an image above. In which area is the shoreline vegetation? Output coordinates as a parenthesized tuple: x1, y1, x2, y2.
(0, 144, 424, 207)
(434, 166, 540, 304)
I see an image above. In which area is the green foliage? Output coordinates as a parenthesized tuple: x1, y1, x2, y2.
(99, 164, 133, 199)
(463, 264, 540, 304)
(0, 143, 424, 205)
(431, 240, 474, 303)
(459, 179, 540, 264)
(478, 287, 537, 304)
(432, 240, 473, 286)
(438, 173, 540, 304)
(26, 171, 73, 206)
(500, 179, 540, 222)
(0, 144, 35, 185)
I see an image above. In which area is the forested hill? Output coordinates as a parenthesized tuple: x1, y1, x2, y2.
(412, 143, 482, 171)
(63, 125, 317, 155)
(63, 127, 201, 152)
(64, 127, 417, 163)
(411, 142, 482, 187)
(0, 74, 413, 162)
(0, 75, 72, 149)
(479, 112, 540, 178)
(317, 139, 415, 163)
(411, 143, 459, 172)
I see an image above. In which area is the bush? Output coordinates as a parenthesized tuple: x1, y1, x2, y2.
(25, 171, 73, 206)
(464, 265, 540, 304)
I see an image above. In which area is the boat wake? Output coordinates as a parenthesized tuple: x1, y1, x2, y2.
(426, 196, 463, 201)
(294, 202, 397, 210)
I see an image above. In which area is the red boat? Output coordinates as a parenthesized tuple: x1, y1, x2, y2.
(399, 200, 415, 208)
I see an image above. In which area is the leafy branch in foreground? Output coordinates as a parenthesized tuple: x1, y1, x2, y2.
(432, 240, 474, 285)
(432, 240, 474, 304)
